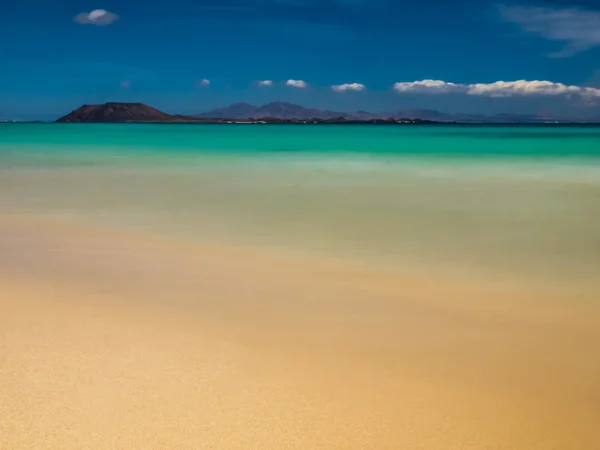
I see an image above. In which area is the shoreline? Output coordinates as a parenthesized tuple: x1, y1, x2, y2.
(6, 121, 600, 126)
(2, 213, 600, 449)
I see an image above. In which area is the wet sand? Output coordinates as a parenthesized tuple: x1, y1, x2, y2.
(1, 214, 600, 450)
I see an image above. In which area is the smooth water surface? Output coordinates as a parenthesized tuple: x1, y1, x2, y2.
(1, 123, 599, 292)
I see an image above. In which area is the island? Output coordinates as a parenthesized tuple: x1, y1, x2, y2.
(55, 102, 441, 124)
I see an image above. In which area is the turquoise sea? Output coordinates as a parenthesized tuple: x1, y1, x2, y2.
(1, 123, 599, 293)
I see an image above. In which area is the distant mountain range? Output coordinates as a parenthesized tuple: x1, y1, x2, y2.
(55, 103, 432, 124)
(196, 102, 360, 120)
(197, 101, 596, 123)
(54, 101, 599, 124)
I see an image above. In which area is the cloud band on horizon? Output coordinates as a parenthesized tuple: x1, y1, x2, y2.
(393, 79, 600, 98)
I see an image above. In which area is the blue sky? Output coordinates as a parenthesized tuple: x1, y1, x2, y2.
(1, 0, 600, 119)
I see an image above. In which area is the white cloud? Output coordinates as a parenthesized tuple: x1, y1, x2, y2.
(74, 9, 119, 26)
(331, 83, 366, 92)
(498, 5, 600, 57)
(196, 79, 210, 87)
(468, 80, 584, 97)
(286, 79, 308, 88)
(120, 80, 131, 88)
(393, 79, 600, 98)
(393, 79, 466, 94)
(257, 80, 273, 87)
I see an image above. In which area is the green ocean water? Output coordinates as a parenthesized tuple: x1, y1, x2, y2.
(2, 123, 600, 164)
(1, 123, 599, 293)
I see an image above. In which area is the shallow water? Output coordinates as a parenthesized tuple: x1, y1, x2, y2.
(1, 123, 599, 293)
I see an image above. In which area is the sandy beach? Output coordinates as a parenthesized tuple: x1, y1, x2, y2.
(1, 213, 599, 450)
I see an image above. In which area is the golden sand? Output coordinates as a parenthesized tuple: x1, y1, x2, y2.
(1, 214, 599, 449)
